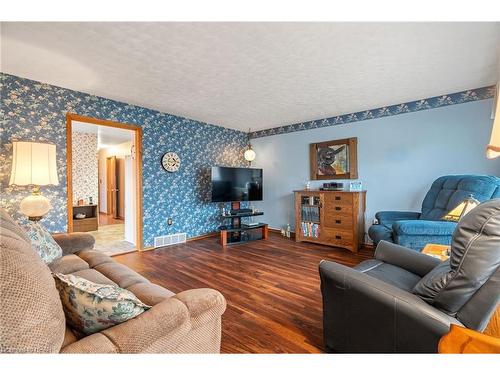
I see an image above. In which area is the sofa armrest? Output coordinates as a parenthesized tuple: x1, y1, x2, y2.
(375, 211, 420, 225)
(52, 232, 95, 255)
(62, 288, 226, 353)
(60, 332, 118, 353)
(392, 220, 456, 236)
(319, 260, 461, 353)
(374, 240, 441, 277)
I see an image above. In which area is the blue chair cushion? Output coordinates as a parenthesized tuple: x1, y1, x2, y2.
(421, 175, 500, 220)
(392, 220, 457, 236)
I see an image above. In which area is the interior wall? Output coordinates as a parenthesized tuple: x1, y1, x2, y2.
(71, 131, 98, 206)
(1, 73, 247, 246)
(251, 99, 500, 241)
(97, 148, 108, 213)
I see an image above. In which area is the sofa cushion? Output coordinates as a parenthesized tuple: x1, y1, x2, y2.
(49, 254, 90, 274)
(72, 269, 118, 286)
(23, 221, 63, 263)
(413, 199, 500, 314)
(0, 209, 66, 353)
(94, 262, 149, 288)
(127, 282, 176, 306)
(76, 249, 115, 268)
(54, 273, 151, 335)
(52, 233, 95, 256)
(355, 259, 422, 292)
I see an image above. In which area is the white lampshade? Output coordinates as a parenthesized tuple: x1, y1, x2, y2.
(486, 83, 500, 159)
(9, 141, 59, 186)
(244, 147, 256, 162)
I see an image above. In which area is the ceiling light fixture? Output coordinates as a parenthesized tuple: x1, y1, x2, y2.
(244, 128, 256, 165)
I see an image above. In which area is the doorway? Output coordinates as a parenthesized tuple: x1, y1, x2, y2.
(66, 113, 143, 254)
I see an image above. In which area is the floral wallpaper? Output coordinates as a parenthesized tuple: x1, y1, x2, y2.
(250, 85, 496, 138)
(0, 73, 247, 246)
(72, 131, 98, 206)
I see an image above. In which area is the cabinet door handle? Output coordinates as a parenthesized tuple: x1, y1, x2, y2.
(335, 196, 341, 200)
(335, 207, 341, 211)
(335, 235, 342, 240)
(335, 220, 341, 224)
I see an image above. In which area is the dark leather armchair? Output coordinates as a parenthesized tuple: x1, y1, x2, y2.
(320, 199, 500, 353)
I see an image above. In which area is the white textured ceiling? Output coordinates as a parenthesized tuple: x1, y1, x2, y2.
(1, 22, 499, 131)
(72, 121, 133, 147)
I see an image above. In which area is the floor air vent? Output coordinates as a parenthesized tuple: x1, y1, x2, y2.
(154, 233, 187, 248)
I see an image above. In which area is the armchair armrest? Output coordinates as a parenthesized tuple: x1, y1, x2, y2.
(319, 260, 461, 353)
(392, 220, 456, 236)
(375, 240, 441, 277)
(60, 288, 226, 353)
(375, 211, 420, 225)
(52, 232, 95, 255)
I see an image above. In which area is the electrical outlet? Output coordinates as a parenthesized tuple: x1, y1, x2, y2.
(167, 218, 173, 226)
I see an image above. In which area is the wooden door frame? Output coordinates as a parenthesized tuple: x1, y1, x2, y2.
(66, 113, 144, 251)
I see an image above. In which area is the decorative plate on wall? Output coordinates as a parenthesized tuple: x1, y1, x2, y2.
(161, 152, 181, 172)
(310, 137, 358, 180)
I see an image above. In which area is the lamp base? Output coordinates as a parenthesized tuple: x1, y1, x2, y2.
(20, 189, 51, 220)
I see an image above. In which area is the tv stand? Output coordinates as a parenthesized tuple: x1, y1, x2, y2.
(219, 202, 268, 246)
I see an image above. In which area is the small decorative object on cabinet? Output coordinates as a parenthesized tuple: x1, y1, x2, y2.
(294, 190, 366, 252)
(310, 137, 358, 180)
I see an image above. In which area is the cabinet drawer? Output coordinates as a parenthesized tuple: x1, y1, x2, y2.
(323, 211, 353, 229)
(325, 193, 353, 206)
(322, 228, 354, 246)
(323, 202, 353, 216)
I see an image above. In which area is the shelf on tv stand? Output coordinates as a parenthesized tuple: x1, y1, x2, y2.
(220, 223, 269, 245)
(219, 202, 268, 246)
(221, 211, 264, 219)
(221, 223, 267, 232)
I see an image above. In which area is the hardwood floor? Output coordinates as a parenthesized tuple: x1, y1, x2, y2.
(113, 233, 373, 353)
(99, 212, 124, 225)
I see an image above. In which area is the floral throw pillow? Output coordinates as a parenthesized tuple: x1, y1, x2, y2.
(23, 221, 63, 264)
(53, 273, 151, 335)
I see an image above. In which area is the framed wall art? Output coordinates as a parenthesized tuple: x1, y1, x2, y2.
(310, 137, 358, 180)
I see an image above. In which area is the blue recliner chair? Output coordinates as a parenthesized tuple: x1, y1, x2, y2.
(368, 175, 500, 251)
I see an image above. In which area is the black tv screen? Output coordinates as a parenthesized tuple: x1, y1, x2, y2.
(211, 167, 263, 202)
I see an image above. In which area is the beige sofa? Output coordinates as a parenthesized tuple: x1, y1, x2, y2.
(0, 209, 226, 353)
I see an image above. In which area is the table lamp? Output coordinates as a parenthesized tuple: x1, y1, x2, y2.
(9, 141, 59, 221)
(442, 194, 480, 222)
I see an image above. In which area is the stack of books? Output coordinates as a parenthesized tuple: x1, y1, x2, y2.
(301, 222, 320, 238)
(301, 205, 319, 222)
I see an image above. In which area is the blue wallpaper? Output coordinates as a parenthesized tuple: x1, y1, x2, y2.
(250, 86, 496, 139)
(0, 73, 247, 247)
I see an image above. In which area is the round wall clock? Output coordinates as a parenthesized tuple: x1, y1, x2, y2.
(161, 152, 181, 172)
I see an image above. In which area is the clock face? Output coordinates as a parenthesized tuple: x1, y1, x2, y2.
(161, 152, 181, 172)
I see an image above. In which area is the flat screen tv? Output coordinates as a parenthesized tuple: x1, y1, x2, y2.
(211, 166, 263, 202)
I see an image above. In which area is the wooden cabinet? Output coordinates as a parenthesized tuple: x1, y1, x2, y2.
(294, 190, 366, 252)
(72, 205, 98, 232)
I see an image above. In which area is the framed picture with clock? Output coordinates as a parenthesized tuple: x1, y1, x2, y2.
(310, 137, 358, 180)
(161, 152, 181, 173)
